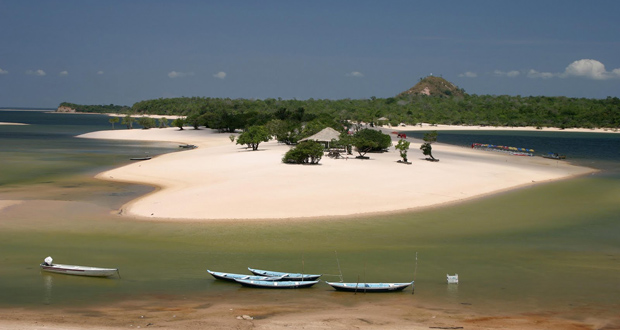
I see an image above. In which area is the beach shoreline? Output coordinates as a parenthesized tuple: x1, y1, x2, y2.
(76, 126, 596, 222)
(2, 292, 613, 330)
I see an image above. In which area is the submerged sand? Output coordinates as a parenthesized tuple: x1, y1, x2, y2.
(77, 126, 594, 221)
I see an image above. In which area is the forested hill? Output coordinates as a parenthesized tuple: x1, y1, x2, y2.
(397, 76, 466, 98)
(57, 79, 620, 130)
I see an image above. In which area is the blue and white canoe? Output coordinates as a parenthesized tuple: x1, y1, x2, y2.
(235, 278, 320, 289)
(325, 281, 413, 292)
(248, 267, 322, 281)
(207, 269, 283, 282)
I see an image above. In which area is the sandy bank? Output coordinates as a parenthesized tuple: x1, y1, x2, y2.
(1, 297, 606, 330)
(78, 127, 594, 221)
(387, 123, 620, 133)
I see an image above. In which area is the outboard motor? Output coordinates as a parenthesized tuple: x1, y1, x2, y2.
(44, 256, 53, 266)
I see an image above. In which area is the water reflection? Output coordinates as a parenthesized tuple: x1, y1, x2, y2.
(42, 274, 53, 305)
(446, 282, 459, 298)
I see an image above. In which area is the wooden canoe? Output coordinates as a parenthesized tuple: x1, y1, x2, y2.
(235, 278, 319, 289)
(207, 269, 283, 282)
(248, 267, 321, 281)
(325, 281, 413, 292)
(40, 263, 119, 277)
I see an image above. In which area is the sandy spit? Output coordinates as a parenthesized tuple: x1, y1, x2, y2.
(77, 126, 595, 222)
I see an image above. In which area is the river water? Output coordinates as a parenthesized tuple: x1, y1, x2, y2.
(1, 110, 619, 323)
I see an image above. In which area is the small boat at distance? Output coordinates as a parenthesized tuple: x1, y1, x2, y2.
(248, 267, 322, 281)
(325, 281, 413, 292)
(207, 269, 283, 282)
(179, 144, 197, 149)
(40, 256, 119, 278)
(130, 156, 151, 161)
(235, 278, 319, 289)
(542, 152, 566, 160)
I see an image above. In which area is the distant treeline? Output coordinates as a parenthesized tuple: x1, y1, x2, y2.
(59, 102, 132, 114)
(60, 94, 620, 130)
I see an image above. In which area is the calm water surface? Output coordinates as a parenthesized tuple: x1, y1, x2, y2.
(1, 111, 619, 322)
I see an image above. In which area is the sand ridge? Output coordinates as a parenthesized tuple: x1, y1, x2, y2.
(78, 126, 595, 221)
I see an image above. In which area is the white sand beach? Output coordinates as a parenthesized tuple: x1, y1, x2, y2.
(78, 126, 595, 221)
(388, 123, 620, 133)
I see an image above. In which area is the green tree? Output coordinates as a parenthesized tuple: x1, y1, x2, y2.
(121, 115, 135, 129)
(157, 117, 169, 128)
(171, 118, 185, 130)
(236, 125, 270, 150)
(420, 130, 438, 161)
(395, 139, 411, 163)
(136, 117, 156, 129)
(282, 140, 324, 164)
(108, 116, 119, 129)
(351, 128, 392, 158)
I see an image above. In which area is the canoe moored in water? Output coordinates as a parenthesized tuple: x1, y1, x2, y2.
(234, 278, 320, 289)
(325, 281, 413, 292)
(248, 267, 322, 281)
(207, 269, 283, 282)
(39, 256, 119, 278)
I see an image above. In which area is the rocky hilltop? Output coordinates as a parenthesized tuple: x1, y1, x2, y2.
(56, 105, 76, 112)
(398, 76, 466, 98)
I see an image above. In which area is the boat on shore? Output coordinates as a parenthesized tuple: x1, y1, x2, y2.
(130, 156, 151, 161)
(248, 267, 322, 281)
(40, 257, 119, 278)
(207, 269, 283, 282)
(542, 152, 566, 160)
(325, 281, 413, 292)
(179, 144, 197, 149)
(235, 278, 319, 289)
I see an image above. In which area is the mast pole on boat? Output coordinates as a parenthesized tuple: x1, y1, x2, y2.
(363, 261, 367, 294)
(412, 251, 418, 295)
(335, 250, 344, 282)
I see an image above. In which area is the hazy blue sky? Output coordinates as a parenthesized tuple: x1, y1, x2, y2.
(1, 1, 619, 107)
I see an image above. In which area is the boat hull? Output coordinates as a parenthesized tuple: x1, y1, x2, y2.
(325, 281, 413, 292)
(40, 263, 118, 277)
(207, 270, 283, 282)
(235, 278, 319, 289)
(248, 267, 321, 281)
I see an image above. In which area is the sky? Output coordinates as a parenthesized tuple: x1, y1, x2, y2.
(1, 0, 620, 108)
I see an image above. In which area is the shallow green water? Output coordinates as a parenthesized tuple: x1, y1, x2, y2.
(1, 175, 619, 319)
(1, 111, 619, 321)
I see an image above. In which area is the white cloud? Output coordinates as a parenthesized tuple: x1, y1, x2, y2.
(346, 71, 364, 77)
(0, 67, 7, 75)
(213, 71, 227, 79)
(561, 59, 620, 80)
(168, 71, 195, 78)
(458, 71, 477, 78)
(527, 69, 555, 79)
(26, 69, 46, 76)
(59, 71, 68, 76)
(494, 70, 520, 78)
(97, 71, 104, 75)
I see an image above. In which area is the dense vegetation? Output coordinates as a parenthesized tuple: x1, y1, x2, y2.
(59, 102, 131, 114)
(58, 77, 620, 131)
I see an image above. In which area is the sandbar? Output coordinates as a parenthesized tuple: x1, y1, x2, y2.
(390, 123, 620, 133)
(78, 126, 595, 221)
